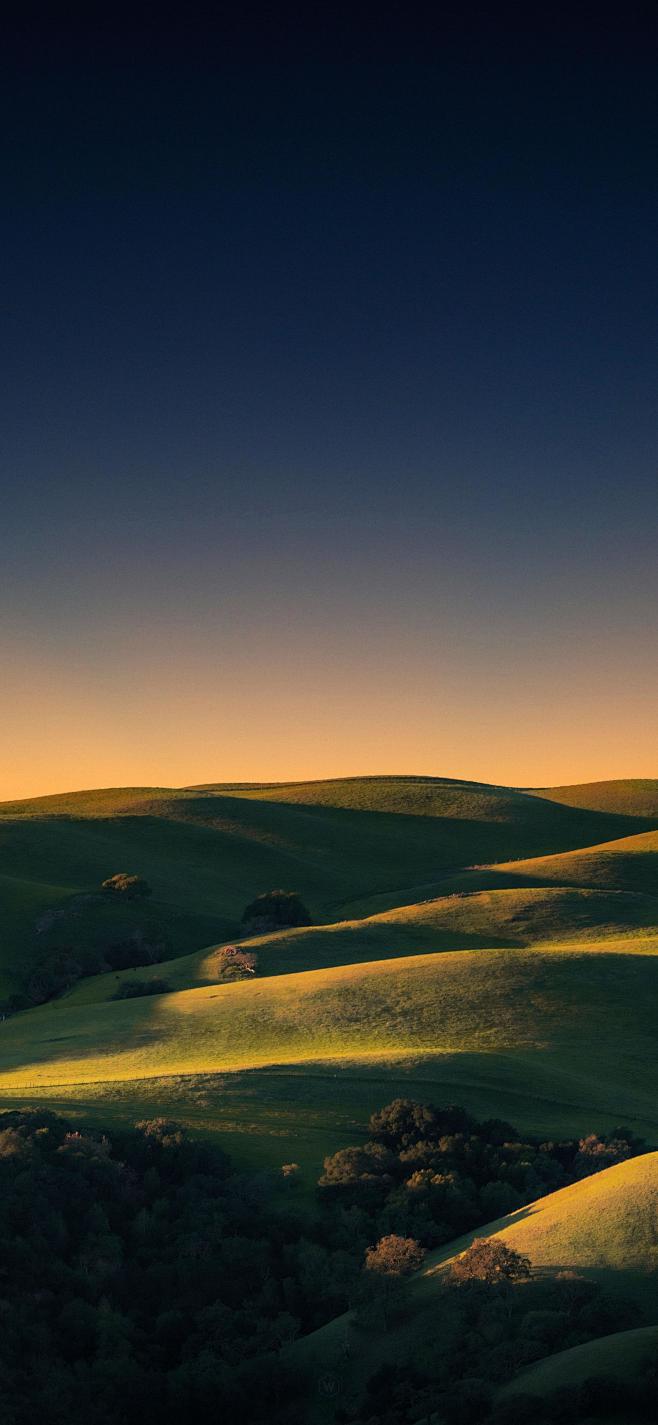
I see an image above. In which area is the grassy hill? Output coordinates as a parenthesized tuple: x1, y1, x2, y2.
(424, 1150, 658, 1287)
(56, 883, 658, 1009)
(2, 941, 658, 1151)
(499, 1323, 658, 1400)
(427, 828, 658, 903)
(0, 776, 652, 996)
(532, 778, 658, 818)
(2, 774, 657, 1416)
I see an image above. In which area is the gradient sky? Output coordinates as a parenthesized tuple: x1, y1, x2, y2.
(2, 7, 657, 798)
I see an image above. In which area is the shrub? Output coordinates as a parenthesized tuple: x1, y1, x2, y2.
(241, 890, 312, 932)
(101, 873, 152, 899)
(217, 948, 257, 978)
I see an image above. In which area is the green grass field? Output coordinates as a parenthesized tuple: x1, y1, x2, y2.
(2, 941, 658, 1150)
(1, 773, 658, 1406)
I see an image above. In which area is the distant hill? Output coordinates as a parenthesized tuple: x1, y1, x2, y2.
(532, 778, 658, 818)
(61, 882, 658, 1008)
(0, 776, 650, 994)
(429, 827, 658, 901)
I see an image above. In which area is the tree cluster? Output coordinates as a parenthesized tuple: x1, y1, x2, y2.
(2, 931, 165, 1013)
(361, 1264, 646, 1425)
(0, 1109, 352, 1425)
(319, 1098, 643, 1252)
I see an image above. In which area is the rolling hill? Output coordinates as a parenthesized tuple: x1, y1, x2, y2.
(429, 827, 658, 902)
(0, 776, 653, 996)
(2, 941, 657, 1146)
(531, 779, 658, 818)
(56, 882, 658, 1009)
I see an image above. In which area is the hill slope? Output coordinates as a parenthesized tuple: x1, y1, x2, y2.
(0, 777, 651, 994)
(60, 883, 658, 1007)
(532, 779, 658, 818)
(500, 1324, 658, 1400)
(431, 828, 658, 902)
(2, 943, 657, 1142)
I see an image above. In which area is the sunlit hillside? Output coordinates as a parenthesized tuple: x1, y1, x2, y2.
(431, 827, 658, 900)
(2, 942, 657, 1147)
(532, 779, 658, 818)
(0, 776, 651, 995)
(57, 883, 658, 1009)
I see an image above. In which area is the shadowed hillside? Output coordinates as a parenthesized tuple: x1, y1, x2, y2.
(500, 1323, 658, 1400)
(0, 777, 651, 995)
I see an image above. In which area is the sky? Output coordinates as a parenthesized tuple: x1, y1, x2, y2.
(1, 6, 657, 798)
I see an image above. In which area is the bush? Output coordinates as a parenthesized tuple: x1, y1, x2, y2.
(241, 890, 312, 932)
(101, 873, 152, 899)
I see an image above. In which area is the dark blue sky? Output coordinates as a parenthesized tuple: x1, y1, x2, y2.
(2, 6, 657, 795)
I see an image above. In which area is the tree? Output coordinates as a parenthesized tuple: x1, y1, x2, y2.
(368, 1098, 473, 1148)
(359, 1235, 426, 1333)
(101, 873, 152, 899)
(25, 949, 83, 1003)
(241, 890, 312, 932)
(319, 1142, 397, 1192)
(450, 1236, 531, 1286)
(364, 1234, 426, 1277)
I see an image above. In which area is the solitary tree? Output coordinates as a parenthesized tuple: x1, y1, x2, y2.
(364, 1234, 426, 1277)
(241, 890, 312, 932)
(359, 1235, 426, 1332)
(101, 874, 152, 900)
(450, 1236, 531, 1286)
